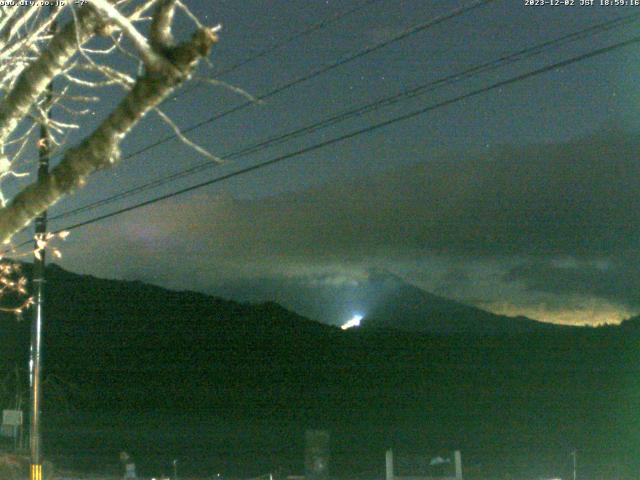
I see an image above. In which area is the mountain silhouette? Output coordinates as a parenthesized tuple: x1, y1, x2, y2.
(0, 264, 635, 479)
(360, 272, 569, 334)
(212, 271, 568, 335)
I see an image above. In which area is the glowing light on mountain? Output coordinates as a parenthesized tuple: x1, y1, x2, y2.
(341, 314, 363, 330)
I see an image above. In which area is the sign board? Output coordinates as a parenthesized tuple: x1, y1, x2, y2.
(2, 409, 22, 426)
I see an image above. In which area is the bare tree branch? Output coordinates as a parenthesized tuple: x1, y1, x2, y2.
(90, 0, 166, 68)
(0, 5, 101, 145)
(154, 106, 222, 163)
(150, 0, 176, 51)
(0, 22, 219, 242)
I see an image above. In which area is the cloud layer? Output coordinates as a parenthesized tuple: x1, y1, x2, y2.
(59, 130, 640, 324)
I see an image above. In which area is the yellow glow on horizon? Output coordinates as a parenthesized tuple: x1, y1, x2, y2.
(479, 301, 634, 326)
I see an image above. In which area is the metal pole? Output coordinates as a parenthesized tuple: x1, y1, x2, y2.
(454, 450, 462, 480)
(385, 449, 394, 480)
(571, 450, 577, 480)
(29, 44, 54, 480)
(29, 131, 48, 480)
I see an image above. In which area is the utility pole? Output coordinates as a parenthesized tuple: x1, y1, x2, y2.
(29, 15, 55, 480)
(29, 93, 51, 480)
(571, 450, 577, 480)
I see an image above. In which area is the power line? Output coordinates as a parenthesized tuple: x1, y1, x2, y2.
(50, 11, 640, 221)
(212, 0, 384, 78)
(158, 0, 383, 105)
(50, 0, 495, 167)
(48, 34, 640, 235)
(0, 0, 500, 254)
(44, 0, 391, 169)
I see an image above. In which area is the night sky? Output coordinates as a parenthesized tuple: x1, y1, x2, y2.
(14, 0, 640, 326)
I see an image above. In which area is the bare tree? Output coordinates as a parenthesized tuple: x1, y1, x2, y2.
(0, 0, 219, 244)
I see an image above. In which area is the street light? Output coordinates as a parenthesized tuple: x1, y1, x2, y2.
(341, 314, 363, 330)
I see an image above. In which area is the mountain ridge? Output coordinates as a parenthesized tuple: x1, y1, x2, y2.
(0, 263, 635, 479)
(210, 269, 575, 334)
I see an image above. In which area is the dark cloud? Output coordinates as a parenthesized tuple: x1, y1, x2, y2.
(505, 256, 640, 308)
(59, 130, 640, 323)
(158, 129, 640, 262)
